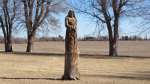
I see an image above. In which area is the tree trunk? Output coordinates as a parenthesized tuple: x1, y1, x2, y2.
(104, 14, 118, 56)
(105, 18, 117, 56)
(109, 38, 117, 56)
(111, 14, 119, 56)
(4, 37, 13, 52)
(63, 28, 80, 80)
(0, 16, 12, 52)
(26, 31, 35, 52)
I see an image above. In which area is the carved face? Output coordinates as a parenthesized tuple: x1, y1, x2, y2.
(68, 10, 75, 17)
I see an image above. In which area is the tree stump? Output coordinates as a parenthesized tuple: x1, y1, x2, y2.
(63, 10, 80, 80)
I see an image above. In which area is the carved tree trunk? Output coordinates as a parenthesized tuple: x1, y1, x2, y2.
(63, 27, 80, 80)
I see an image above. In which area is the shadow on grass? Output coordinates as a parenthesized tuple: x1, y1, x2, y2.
(83, 73, 150, 80)
(0, 77, 62, 80)
(1, 74, 150, 81)
(0, 51, 150, 59)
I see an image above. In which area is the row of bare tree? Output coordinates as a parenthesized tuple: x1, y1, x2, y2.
(0, 0, 66, 52)
(0, 0, 150, 80)
(0, 0, 150, 57)
(70, 0, 150, 56)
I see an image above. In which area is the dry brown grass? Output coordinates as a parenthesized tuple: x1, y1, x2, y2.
(0, 41, 150, 84)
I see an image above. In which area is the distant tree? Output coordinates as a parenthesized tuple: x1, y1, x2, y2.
(58, 35, 64, 40)
(120, 36, 143, 41)
(83, 36, 97, 41)
(0, 0, 16, 52)
(71, 0, 143, 56)
(121, 36, 129, 40)
(21, 0, 66, 52)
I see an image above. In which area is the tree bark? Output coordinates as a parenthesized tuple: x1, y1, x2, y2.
(4, 36, 13, 52)
(109, 38, 117, 56)
(26, 31, 35, 52)
(63, 28, 80, 80)
(63, 10, 80, 80)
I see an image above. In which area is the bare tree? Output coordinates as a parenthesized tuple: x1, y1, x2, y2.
(126, 0, 150, 35)
(70, 0, 142, 56)
(21, 0, 66, 52)
(0, 0, 16, 52)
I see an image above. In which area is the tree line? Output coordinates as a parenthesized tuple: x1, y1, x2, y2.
(0, 0, 66, 52)
(70, 0, 150, 56)
(0, 35, 149, 43)
(0, 0, 150, 56)
(79, 35, 150, 41)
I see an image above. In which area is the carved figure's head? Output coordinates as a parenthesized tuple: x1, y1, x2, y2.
(67, 10, 75, 17)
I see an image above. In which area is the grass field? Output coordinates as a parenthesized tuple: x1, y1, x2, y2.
(0, 41, 150, 84)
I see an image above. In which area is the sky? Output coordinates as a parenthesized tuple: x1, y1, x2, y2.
(0, 0, 150, 39)
(44, 12, 149, 39)
(36, 0, 150, 39)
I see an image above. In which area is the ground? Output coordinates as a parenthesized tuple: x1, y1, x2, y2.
(0, 41, 150, 84)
